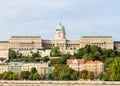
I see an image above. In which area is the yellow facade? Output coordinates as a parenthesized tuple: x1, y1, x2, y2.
(21, 62, 48, 75)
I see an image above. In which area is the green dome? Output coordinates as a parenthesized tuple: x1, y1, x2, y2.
(56, 23, 65, 32)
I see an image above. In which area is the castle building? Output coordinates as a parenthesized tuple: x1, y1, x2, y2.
(0, 23, 114, 59)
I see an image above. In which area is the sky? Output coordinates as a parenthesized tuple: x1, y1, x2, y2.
(0, 0, 120, 41)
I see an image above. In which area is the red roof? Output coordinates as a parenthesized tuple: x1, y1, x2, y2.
(67, 59, 85, 64)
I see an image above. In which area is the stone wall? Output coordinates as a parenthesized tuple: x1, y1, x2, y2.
(0, 81, 120, 86)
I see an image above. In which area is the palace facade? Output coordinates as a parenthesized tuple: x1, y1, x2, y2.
(0, 23, 115, 60)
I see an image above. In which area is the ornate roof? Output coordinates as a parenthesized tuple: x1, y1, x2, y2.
(56, 23, 65, 32)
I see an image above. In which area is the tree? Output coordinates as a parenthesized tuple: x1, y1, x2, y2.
(29, 73, 33, 80)
(98, 72, 103, 80)
(32, 51, 40, 57)
(50, 47, 61, 57)
(8, 74, 13, 80)
(87, 71, 94, 80)
(31, 67, 37, 74)
(52, 64, 73, 80)
(102, 72, 110, 81)
(33, 73, 39, 80)
(91, 45, 101, 54)
(75, 48, 84, 58)
(0, 74, 2, 80)
(94, 51, 101, 60)
(42, 56, 49, 62)
(71, 71, 78, 80)
(13, 74, 19, 80)
(9, 49, 17, 59)
(2, 72, 9, 80)
(2, 71, 13, 80)
(20, 71, 30, 80)
(57, 55, 69, 64)
(110, 57, 120, 80)
(80, 70, 88, 80)
(81, 73, 87, 80)
(110, 73, 116, 81)
(84, 45, 91, 53)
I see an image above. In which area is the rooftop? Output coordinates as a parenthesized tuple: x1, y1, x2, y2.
(8, 62, 23, 66)
(11, 36, 41, 38)
(82, 36, 112, 38)
(67, 59, 85, 64)
(0, 41, 9, 43)
(85, 61, 103, 64)
(56, 23, 65, 32)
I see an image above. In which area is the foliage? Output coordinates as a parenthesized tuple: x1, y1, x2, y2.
(87, 71, 94, 80)
(33, 73, 39, 80)
(2, 71, 13, 80)
(80, 70, 88, 80)
(10, 56, 42, 62)
(9, 49, 17, 59)
(32, 51, 40, 57)
(110, 57, 120, 80)
(75, 45, 120, 68)
(31, 67, 37, 74)
(71, 71, 79, 80)
(42, 56, 49, 62)
(50, 47, 61, 57)
(98, 72, 104, 80)
(52, 64, 76, 80)
(20, 71, 30, 80)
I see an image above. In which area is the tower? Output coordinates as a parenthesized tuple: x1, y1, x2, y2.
(55, 23, 66, 40)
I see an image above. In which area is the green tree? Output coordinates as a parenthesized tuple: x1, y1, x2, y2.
(75, 48, 84, 58)
(71, 71, 78, 80)
(81, 73, 87, 80)
(2, 71, 13, 80)
(42, 56, 49, 62)
(8, 74, 13, 80)
(91, 45, 102, 54)
(20, 71, 30, 80)
(50, 47, 61, 57)
(84, 45, 91, 53)
(87, 71, 94, 80)
(33, 72, 39, 80)
(0, 74, 2, 80)
(110, 73, 116, 81)
(80, 70, 88, 80)
(13, 74, 19, 80)
(102, 72, 110, 81)
(32, 51, 40, 57)
(29, 73, 33, 80)
(52, 64, 72, 80)
(98, 72, 103, 80)
(94, 51, 101, 60)
(2, 72, 9, 80)
(57, 55, 70, 64)
(9, 49, 17, 59)
(31, 67, 37, 74)
(110, 57, 120, 80)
